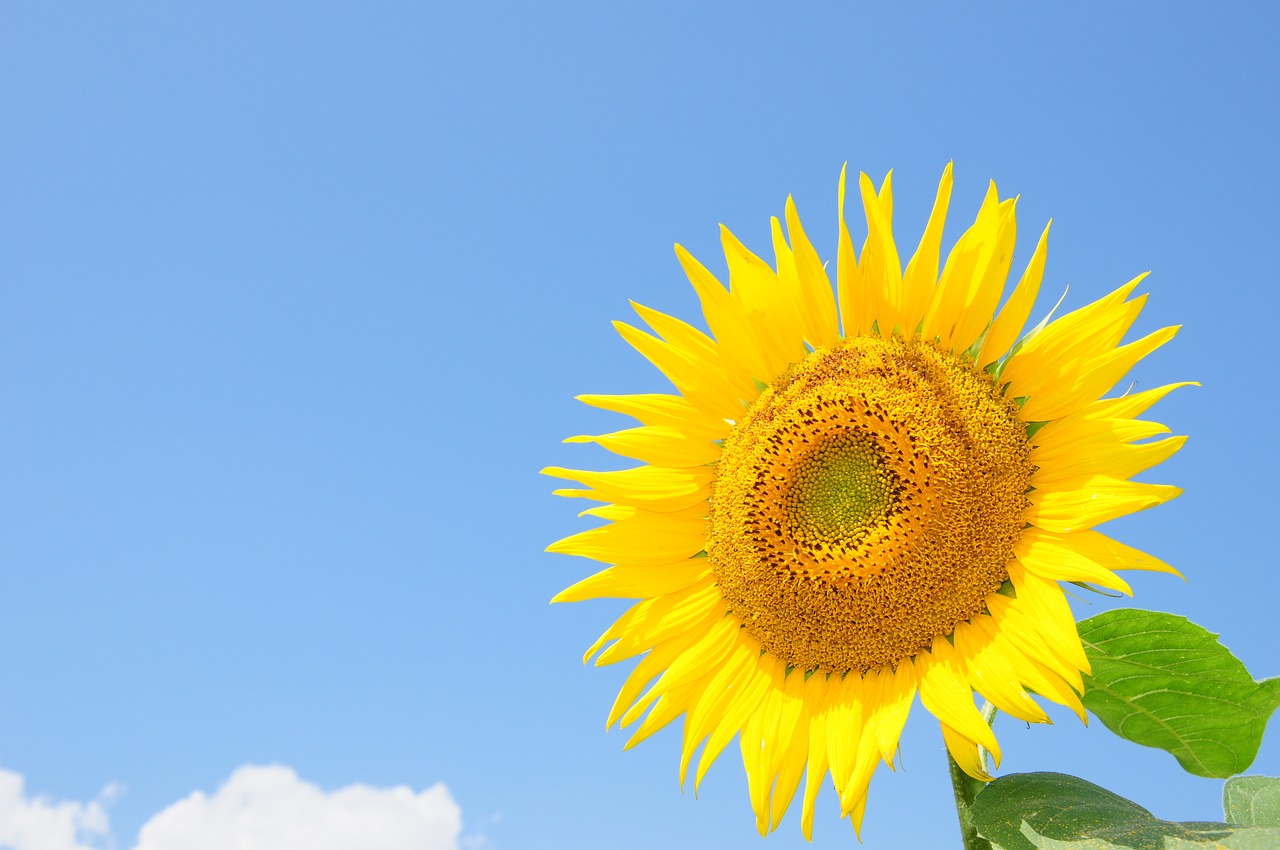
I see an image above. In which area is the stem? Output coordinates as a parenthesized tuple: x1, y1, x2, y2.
(947, 751, 991, 850)
(948, 702, 999, 850)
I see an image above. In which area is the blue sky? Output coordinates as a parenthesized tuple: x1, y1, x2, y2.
(1, 3, 1277, 848)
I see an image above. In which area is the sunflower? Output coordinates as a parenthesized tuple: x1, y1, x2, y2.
(544, 164, 1188, 838)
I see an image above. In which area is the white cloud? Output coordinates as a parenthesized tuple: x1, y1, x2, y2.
(134, 765, 461, 850)
(0, 765, 463, 850)
(0, 769, 111, 850)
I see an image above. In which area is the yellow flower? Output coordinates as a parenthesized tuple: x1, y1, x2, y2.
(544, 165, 1188, 838)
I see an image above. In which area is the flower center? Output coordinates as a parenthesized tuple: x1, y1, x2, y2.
(708, 336, 1033, 674)
(786, 433, 894, 546)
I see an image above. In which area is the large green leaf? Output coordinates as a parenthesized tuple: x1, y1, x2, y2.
(1077, 609, 1280, 778)
(1224, 776, 1280, 827)
(970, 772, 1280, 850)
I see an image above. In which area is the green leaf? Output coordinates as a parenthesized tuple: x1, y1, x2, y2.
(1077, 609, 1280, 778)
(970, 772, 1280, 850)
(1224, 776, 1280, 827)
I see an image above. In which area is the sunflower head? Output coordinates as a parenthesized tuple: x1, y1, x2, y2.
(546, 164, 1188, 838)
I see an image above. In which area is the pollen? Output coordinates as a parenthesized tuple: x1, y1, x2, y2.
(708, 336, 1034, 675)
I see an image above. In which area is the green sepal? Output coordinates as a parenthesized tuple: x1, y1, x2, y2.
(1067, 581, 1125, 599)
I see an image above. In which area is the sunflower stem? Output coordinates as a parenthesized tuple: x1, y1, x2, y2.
(947, 702, 998, 850)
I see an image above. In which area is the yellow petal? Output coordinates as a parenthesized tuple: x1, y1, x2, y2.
(1034, 409, 1171, 457)
(1028, 474, 1182, 533)
(984, 594, 1087, 718)
(914, 636, 1000, 761)
(1004, 562, 1090, 673)
(680, 634, 757, 786)
(619, 614, 740, 729)
(1012, 275, 1145, 367)
(823, 672, 866, 793)
(1085, 381, 1198, 421)
(847, 788, 871, 839)
(1043, 528, 1181, 578)
(590, 579, 721, 665)
(950, 195, 1018, 354)
(565, 424, 721, 468)
(542, 464, 712, 512)
(631, 301, 757, 397)
(721, 225, 808, 374)
(1017, 325, 1181, 422)
(1013, 526, 1133, 595)
(625, 674, 712, 750)
(552, 560, 712, 603)
(606, 632, 699, 728)
(545, 504, 706, 566)
(748, 663, 808, 832)
(1001, 276, 1158, 419)
(858, 171, 903, 334)
(953, 617, 1051, 723)
(575, 392, 729, 440)
(969, 612, 1077, 717)
(769, 712, 811, 831)
(799, 675, 832, 841)
(900, 162, 954, 336)
(613, 320, 742, 419)
(1033, 434, 1185, 491)
(940, 721, 992, 781)
(836, 164, 866, 338)
(868, 662, 916, 767)
(978, 220, 1050, 369)
(675, 243, 775, 384)
(923, 181, 1013, 351)
(784, 196, 840, 348)
(693, 656, 772, 790)
(836, 716, 882, 823)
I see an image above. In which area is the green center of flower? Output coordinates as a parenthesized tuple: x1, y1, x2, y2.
(787, 433, 894, 546)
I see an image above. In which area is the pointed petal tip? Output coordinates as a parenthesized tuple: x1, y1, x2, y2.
(549, 581, 586, 603)
(1125, 270, 1152, 290)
